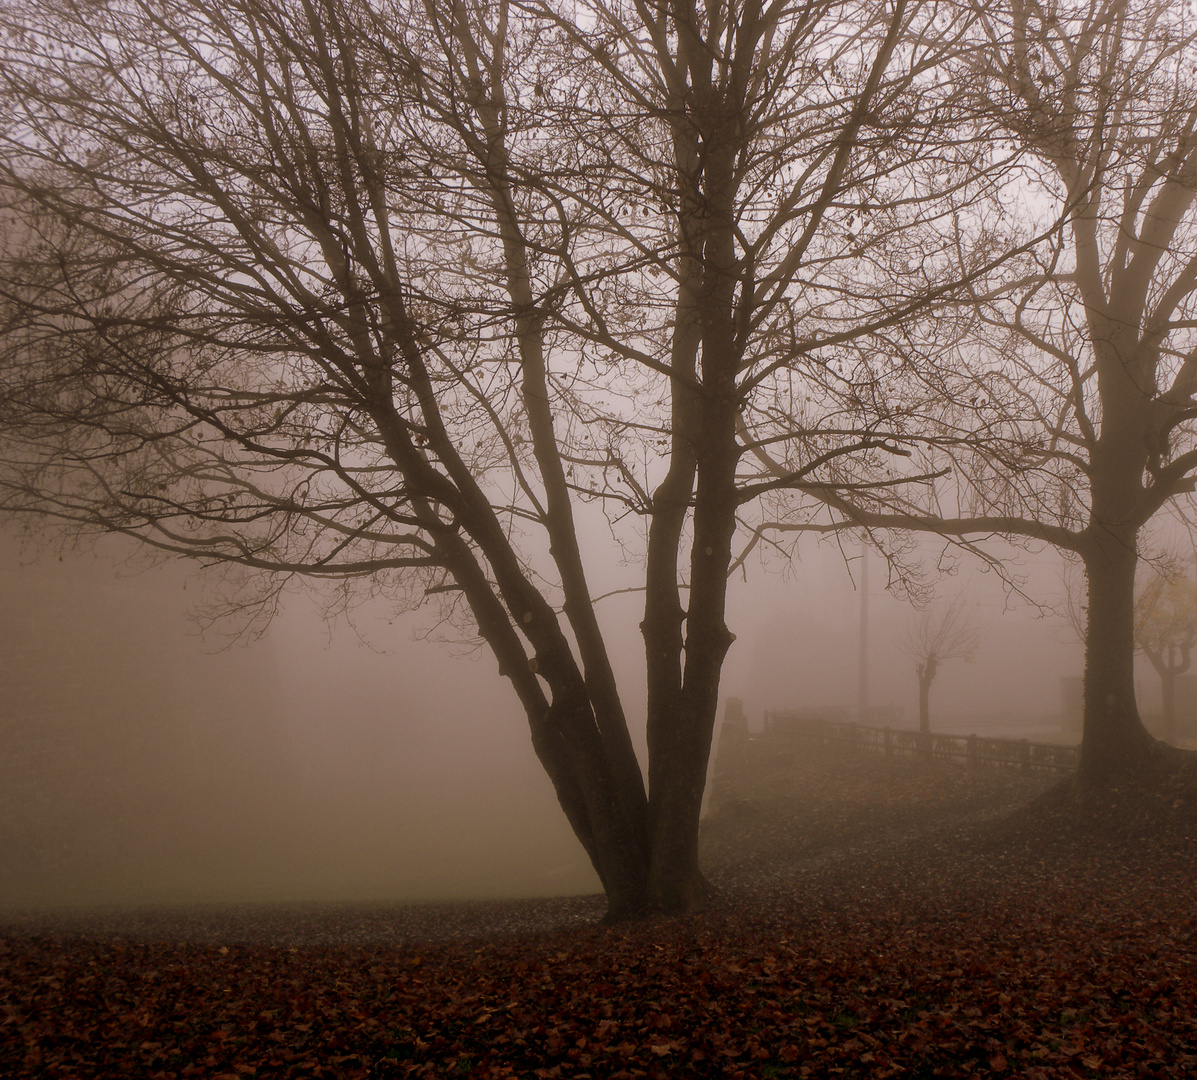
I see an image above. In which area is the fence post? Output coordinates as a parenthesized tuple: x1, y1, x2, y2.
(766, 713, 1075, 773)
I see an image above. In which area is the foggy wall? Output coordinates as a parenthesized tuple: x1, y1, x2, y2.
(721, 538, 1086, 737)
(0, 533, 597, 910)
(1, 525, 1105, 912)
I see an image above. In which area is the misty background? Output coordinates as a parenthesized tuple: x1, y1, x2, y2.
(0, 526, 1102, 910)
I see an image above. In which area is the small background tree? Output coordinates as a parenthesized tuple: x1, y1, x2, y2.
(1135, 563, 1197, 743)
(899, 595, 981, 741)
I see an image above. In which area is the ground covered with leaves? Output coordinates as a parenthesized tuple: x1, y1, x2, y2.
(3, 743, 1197, 1078)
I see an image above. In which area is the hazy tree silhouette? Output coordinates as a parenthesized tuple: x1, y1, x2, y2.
(899, 595, 981, 742)
(1135, 568, 1197, 743)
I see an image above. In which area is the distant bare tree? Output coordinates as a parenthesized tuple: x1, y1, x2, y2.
(1135, 567, 1197, 743)
(899, 595, 981, 739)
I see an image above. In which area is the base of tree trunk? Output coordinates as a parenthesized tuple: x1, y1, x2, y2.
(650, 872, 716, 916)
(601, 872, 717, 923)
(1057, 741, 1197, 825)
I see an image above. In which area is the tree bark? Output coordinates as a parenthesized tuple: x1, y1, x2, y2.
(1079, 524, 1156, 786)
(641, 17, 746, 912)
(646, 394, 740, 911)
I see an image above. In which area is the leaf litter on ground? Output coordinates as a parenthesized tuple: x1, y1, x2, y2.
(3, 741, 1196, 1078)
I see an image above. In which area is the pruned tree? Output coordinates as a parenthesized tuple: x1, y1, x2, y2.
(0, 0, 1011, 915)
(1135, 565, 1197, 742)
(746, 0, 1197, 795)
(899, 594, 980, 737)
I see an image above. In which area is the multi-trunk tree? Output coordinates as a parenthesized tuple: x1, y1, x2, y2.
(0, 0, 1001, 916)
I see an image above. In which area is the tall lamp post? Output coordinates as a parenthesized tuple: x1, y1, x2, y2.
(858, 540, 869, 724)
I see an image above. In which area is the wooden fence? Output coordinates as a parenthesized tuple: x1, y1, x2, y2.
(760, 711, 1079, 773)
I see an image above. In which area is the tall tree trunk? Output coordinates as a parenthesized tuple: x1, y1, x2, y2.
(1079, 523, 1156, 787)
(646, 395, 740, 911)
(917, 673, 931, 734)
(642, 70, 743, 911)
(641, 250, 703, 916)
(917, 656, 937, 735)
(916, 662, 935, 760)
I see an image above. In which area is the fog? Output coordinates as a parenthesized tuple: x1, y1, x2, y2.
(0, 532, 597, 909)
(0, 528, 1095, 912)
(727, 544, 1084, 736)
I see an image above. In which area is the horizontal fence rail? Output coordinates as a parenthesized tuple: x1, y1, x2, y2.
(760, 712, 1079, 773)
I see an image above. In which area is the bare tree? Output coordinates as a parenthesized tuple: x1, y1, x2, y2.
(963, 0, 1197, 786)
(748, 0, 1197, 795)
(1135, 564, 1197, 742)
(0, 0, 1007, 915)
(899, 595, 981, 738)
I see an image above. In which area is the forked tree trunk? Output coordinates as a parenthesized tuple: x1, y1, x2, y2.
(1143, 648, 1188, 746)
(538, 693, 651, 920)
